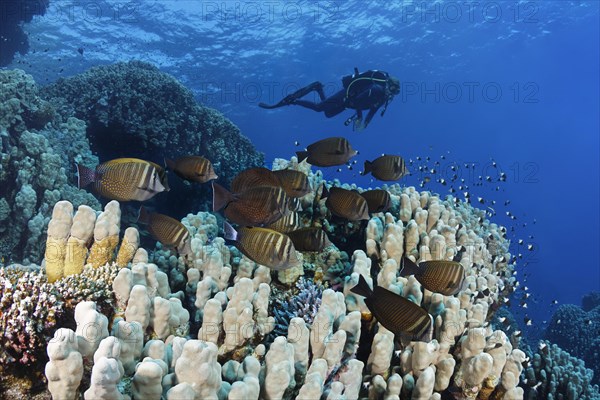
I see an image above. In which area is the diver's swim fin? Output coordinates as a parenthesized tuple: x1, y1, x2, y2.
(259, 81, 323, 109)
(258, 102, 283, 109)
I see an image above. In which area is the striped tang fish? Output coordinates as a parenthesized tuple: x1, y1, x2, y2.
(351, 274, 433, 342)
(267, 212, 301, 233)
(401, 257, 466, 296)
(273, 169, 312, 198)
(360, 189, 392, 213)
(213, 182, 290, 227)
(231, 167, 281, 193)
(286, 227, 332, 252)
(165, 156, 217, 183)
(296, 137, 357, 167)
(324, 186, 369, 221)
(224, 222, 302, 270)
(363, 155, 408, 181)
(138, 207, 191, 255)
(77, 158, 169, 202)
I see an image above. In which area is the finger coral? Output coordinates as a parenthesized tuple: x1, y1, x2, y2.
(5, 160, 591, 400)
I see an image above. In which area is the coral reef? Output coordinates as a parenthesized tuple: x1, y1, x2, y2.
(523, 341, 600, 400)
(0, 69, 99, 264)
(1, 63, 265, 265)
(1, 159, 570, 400)
(545, 294, 600, 385)
(41, 61, 264, 217)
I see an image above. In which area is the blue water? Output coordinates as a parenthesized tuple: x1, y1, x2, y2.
(8, 0, 599, 331)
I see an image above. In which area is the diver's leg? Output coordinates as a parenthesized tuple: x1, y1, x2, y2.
(292, 100, 326, 112)
(321, 90, 347, 117)
(316, 84, 326, 101)
(285, 81, 324, 102)
(293, 89, 346, 115)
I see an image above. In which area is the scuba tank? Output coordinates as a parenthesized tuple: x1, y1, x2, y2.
(343, 67, 395, 127)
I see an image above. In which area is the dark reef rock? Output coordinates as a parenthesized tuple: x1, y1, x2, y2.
(582, 291, 600, 312)
(545, 297, 600, 385)
(41, 61, 264, 218)
(0, 0, 50, 66)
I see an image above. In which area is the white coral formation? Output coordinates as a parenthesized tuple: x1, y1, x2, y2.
(45, 328, 84, 400)
(172, 340, 222, 400)
(39, 176, 519, 400)
(132, 358, 167, 400)
(75, 300, 109, 357)
(262, 336, 296, 399)
(84, 357, 127, 400)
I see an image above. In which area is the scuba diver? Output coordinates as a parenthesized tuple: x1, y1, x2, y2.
(259, 68, 400, 131)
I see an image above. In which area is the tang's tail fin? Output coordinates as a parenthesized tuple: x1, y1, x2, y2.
(416, 314, 434, 343)
(320, 183, 329, 200)
(296, 151, 309, 163)
(137, 206, 151, 224)
(223, 221, 238, 242)
(76, 163, 96, 189)
(164, 158, 176, 171)
(400, 256, 420, 277)
(363, 160, 373, 176)
(212, 182, 235, 212)
(350, 274, 373, 298)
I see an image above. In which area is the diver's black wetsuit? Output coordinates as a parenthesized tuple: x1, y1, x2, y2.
(259, 69, 398, 129)
(293, 81, 387, 127)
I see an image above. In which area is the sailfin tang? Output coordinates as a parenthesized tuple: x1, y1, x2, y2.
(76, 163, 96, 189)
(212, 182, 236, 212)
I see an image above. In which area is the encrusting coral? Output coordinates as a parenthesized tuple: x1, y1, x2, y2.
(545, 292, 600, 386)
(0, 69, 99, 265)
(523, 341, 600, 400)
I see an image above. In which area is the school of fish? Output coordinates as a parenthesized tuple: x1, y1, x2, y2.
(76, 136, 494, 341)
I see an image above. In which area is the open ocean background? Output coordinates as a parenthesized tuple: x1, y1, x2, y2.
(5, 0, 599, 341)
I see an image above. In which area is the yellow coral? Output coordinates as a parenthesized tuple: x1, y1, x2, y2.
(87, 235, 119, 268)
(116, 227, 139, 268)
(44, 201, 73, 283)
(45, 238, 67, 283)
(63, 237, 88, 276)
